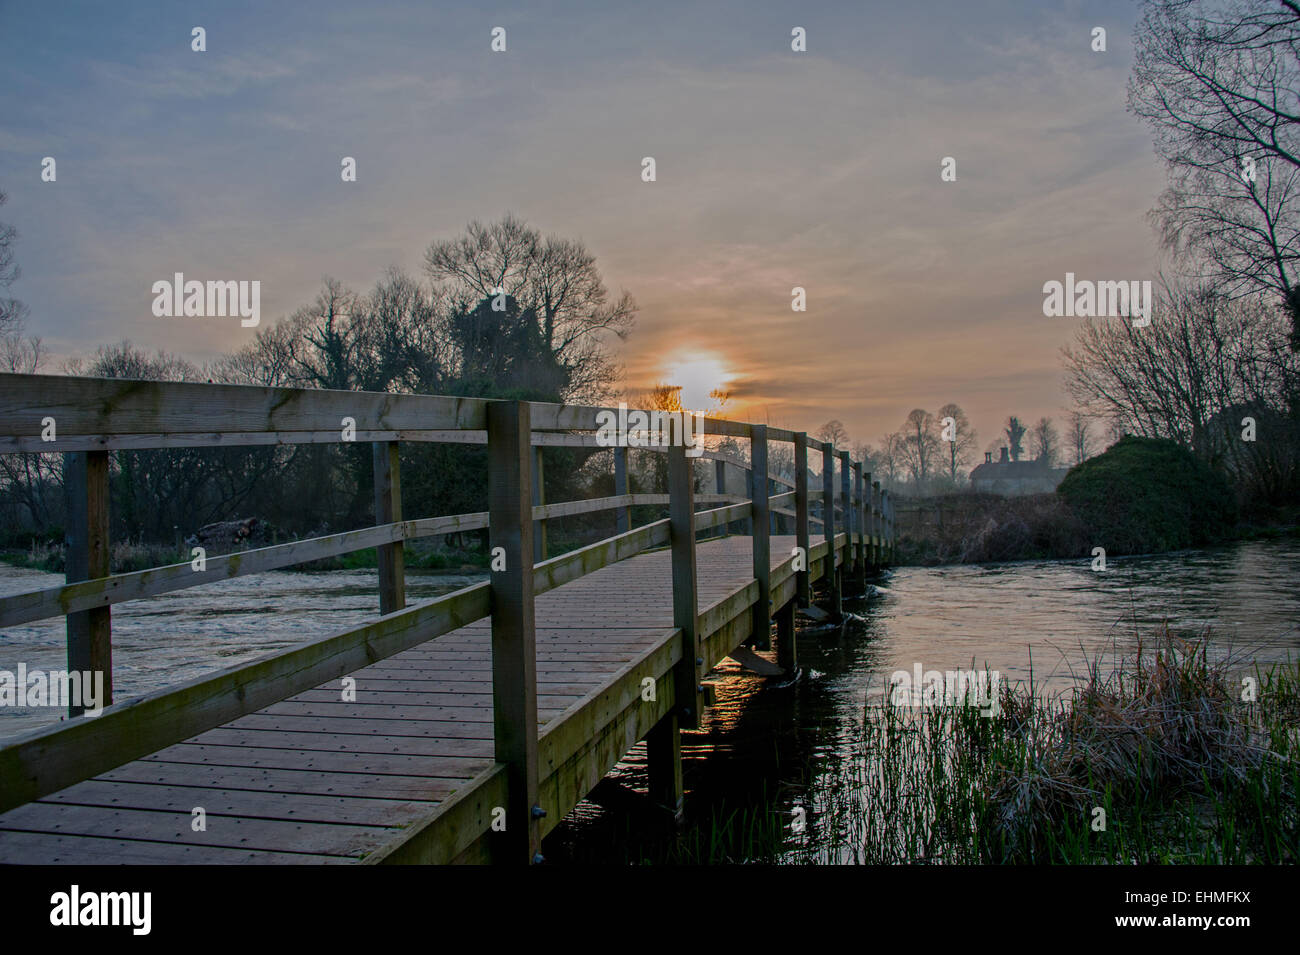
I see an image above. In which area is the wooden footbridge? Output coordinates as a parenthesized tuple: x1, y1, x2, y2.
(0, 374, 894, 864)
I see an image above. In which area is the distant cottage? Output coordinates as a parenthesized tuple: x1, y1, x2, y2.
(969, 447, 1068, 496)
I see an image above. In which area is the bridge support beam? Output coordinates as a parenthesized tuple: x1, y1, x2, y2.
(646, 712, 684, 823)
(372, 441, 406, 615)
(794, 432, 810, 608)
(750, 425, 771, 650)
(64, 450, 111, 716)
(487, 401, 542, 865)
(775, 599, 797, 673)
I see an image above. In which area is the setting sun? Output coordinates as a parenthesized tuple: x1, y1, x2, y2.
(661, 354, 731, 412)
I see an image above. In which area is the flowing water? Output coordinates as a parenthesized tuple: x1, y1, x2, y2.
(1, 539, 1297, 861)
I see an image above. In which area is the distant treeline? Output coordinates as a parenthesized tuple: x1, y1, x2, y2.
(0, 216, 652, 557)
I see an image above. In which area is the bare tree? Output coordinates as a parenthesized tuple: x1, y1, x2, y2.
(1129, 0, 1300, 340)
(0, 190, 25, 337)
(874, 432, 904, 490)
(424, 214, 636, 400)
(1029, 416, 1061, 466)
(1062, 280, 1300, 500)
(1004, 416, 1028, 461)
(899, 408, 940, 486)
(937, 402, 978, 481)
(816, 419, 849, 450)
(0, 190, 41, 371)
(1067, 412, 1095, 466)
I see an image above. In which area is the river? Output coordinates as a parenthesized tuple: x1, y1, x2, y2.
(2, 538, 1297, 861)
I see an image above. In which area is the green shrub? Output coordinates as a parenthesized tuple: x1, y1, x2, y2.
(1057, 436, 1237, 555)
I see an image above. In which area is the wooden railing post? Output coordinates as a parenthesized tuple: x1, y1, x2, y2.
(839, 450, 851, 595)
(743, 465, 754, 535)
(486, 401, 541, 864)
(884, 490, 893, 562)
(853, 461, 867, 590)
(750, 425, 771, 649)
(532, 446, 546, 563)
(646, 712, 683, 821)
(794, 432, 810, 607)
(822, 442, 840, 619)
(372, 441, 405, 615)
(667, 443, 704, 729)
(871, 480, 881, 567)
(614, 446, 630, 534)
(714, 458, 729, 537)
(64, 450, 111, 716)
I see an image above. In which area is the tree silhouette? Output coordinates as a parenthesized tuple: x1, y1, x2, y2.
(1005, 416, 1027, 461)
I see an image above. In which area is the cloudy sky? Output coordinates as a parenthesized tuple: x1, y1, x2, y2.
(0, 0, 1166, 451)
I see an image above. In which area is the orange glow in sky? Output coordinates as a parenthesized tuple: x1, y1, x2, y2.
(661, 353, 731, 412)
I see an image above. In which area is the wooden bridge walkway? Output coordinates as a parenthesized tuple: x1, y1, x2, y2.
(0, 375, 894, 864)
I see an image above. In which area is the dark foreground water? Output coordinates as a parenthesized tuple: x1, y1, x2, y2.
(2, 539, 1297, 861)
(544, 539, 1300, 863)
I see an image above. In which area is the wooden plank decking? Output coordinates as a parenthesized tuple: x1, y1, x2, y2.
(0, 535, 825, 864)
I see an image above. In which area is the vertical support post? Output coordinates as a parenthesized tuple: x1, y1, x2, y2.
(531, 445, 546, 564)
(839, 450, 851, 596)
(668, 444, 704, 729)
(769, 476, 778, 536)
(794, 432, 810, 608)
(614, 446, 630, 534)
(891, 493, 897, 560)
(486, 402, 541, 864)
(743, 466, 754, 535)
(884, 491, 893, 563)
(853, 462, 867, 590)
(871, 481, 882, 568)
(775, 600, 796, 673)
(714, 457, 728, 537)
(822, 442, 841, 619)
(646, 712, 683, 821)
(372, 441, 406, 615)
(750, 425, 771, 650)
(64, 450, 111, 716)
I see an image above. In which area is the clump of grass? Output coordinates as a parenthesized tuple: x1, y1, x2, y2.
(814, 628, 1299, 864)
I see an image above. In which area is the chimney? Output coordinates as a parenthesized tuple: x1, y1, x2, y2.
(984, 451, 993, 464)
(999, 447, 1010, 464)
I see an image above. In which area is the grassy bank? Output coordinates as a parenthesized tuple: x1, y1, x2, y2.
(608, 631, 1297, 864)
(895, 492, 1299, 567)
(826, 632, 1299, 864)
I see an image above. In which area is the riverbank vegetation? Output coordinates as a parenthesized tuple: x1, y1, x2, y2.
(894, 435, 1283, 565)
(833, 632, 1299, 864)
(602, 630, 1298, 864)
